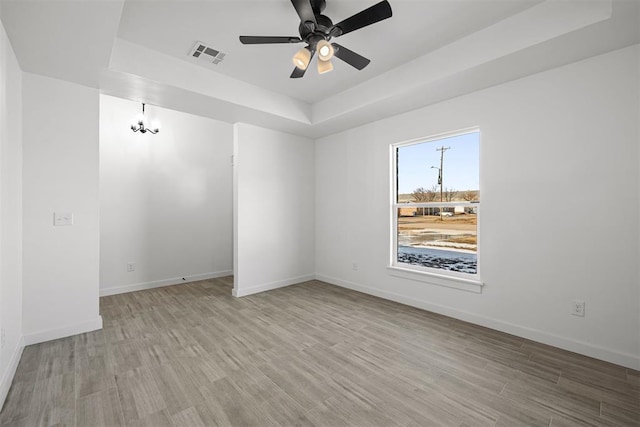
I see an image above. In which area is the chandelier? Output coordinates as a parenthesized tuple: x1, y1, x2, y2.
(130, 103, 160, 134)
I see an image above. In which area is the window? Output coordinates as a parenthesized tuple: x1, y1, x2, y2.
(391, 129, 480, 282)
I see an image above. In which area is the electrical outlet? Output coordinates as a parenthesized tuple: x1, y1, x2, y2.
(53, 211, 73, 226)
(571, 300, 585, 317)
(126, 263, 135, 272)
(352, 262, 358, 271)
(1, 328, 5, 349)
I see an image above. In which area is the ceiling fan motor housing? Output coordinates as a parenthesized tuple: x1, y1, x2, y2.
(299, 14, 334, 45)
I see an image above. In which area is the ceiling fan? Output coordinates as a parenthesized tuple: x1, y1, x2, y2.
(239, 0, 392, 78)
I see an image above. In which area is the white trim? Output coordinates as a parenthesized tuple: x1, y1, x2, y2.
(99, 270, 233, 297)
(387, 265, 483, 293)
(0, 336, 24, 411)
(390, 140, 398, 268)
(233, 274, 314, 298)
(393, 127, 480, 149)
(23, 316, 103, 346)
(315, 274, 640, 371)
(232, 124, 240, 299)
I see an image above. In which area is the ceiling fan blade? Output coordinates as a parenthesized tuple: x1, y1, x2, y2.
(290, 0, 317, 26)
(239, 36, 302, 44)
(290, 67, 307, 78)
(290, 47, 315, 78)
(332, 43, 370, 70)
(333, 0, 392, 37)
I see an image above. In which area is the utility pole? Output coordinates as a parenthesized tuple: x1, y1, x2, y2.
(436, 146, 450, 216)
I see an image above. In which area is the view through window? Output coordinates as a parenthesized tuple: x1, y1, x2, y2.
(393, 130, 480, 276)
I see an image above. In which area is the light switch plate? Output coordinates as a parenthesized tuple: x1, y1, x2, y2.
(53, 212, 73, 226)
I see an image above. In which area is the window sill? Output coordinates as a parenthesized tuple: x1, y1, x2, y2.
(387, 265, 483, 293)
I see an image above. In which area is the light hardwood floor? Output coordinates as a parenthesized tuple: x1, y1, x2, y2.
(1, 278, 638, 426)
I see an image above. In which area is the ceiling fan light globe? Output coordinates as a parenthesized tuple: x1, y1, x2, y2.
(317, 58, 333, 74)
(317, 40, 334, 61)
(292, 47, 311, 70)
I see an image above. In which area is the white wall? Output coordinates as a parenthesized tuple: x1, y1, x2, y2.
(315, 45, 640, 370)
(22, 73, 101, 343)
(233, 123, 315, 297)
(0, 17, 23, 409)
(99, 95, 233, 295)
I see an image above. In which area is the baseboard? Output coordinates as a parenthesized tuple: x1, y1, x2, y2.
(22, 316, 103, 346)
(99, 270, 233, 297)
(0, 336, 24, 412)
(233, 274, 315, 298)
(315, 274, 640, 371)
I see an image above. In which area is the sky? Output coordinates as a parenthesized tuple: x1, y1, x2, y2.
(397, 131, 479, 194)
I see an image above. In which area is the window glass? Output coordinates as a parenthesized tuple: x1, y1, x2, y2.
(393, 130, 479, 276)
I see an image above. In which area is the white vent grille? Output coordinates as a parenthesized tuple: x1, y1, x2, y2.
(189, 41, 226, 65)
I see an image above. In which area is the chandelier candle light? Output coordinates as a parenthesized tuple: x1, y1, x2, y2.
(131, 103, 160, 134)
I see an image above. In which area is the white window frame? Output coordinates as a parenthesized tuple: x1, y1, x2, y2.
(388, 128, 483, 293)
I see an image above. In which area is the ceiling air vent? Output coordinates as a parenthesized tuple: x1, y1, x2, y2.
(189, 41, 226, 65)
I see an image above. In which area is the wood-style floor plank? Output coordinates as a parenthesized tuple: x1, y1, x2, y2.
(1, 278, 639, 426)
(76, 387, 124, 426)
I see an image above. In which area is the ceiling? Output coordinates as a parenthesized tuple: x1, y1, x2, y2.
(116, 0, 541, 104)
(1, 0, 639, 138)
